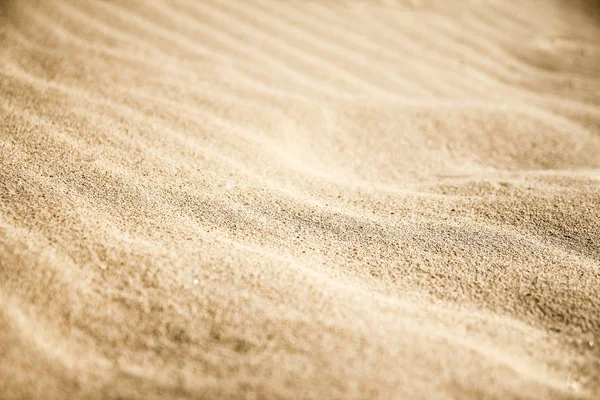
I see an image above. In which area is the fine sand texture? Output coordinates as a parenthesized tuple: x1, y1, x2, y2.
(1, 0, 600, 399)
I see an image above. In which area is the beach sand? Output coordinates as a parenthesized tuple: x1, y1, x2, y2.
(1, 0, 599, 398)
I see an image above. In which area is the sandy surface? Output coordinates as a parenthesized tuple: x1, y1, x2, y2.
(1, 0, 599, 399)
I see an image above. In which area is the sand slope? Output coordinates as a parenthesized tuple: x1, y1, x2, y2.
(1, 0, 599, 398)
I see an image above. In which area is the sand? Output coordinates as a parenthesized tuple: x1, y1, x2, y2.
(1, 0, 599, 399)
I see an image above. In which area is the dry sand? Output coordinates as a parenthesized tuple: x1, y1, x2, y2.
(1, 0, 600, 399)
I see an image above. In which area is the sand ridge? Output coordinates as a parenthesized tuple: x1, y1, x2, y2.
(1, 0, 600, 399)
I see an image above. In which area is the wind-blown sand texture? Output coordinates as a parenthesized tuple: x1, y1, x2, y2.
(1, 0, 600, 399)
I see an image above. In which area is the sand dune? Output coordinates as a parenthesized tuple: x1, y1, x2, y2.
(1, 0, 599, 398)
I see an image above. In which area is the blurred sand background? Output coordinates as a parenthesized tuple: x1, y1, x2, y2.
(1, 0, 600, 399)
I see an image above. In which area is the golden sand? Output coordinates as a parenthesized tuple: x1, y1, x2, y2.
(1, 1, 599, 398)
